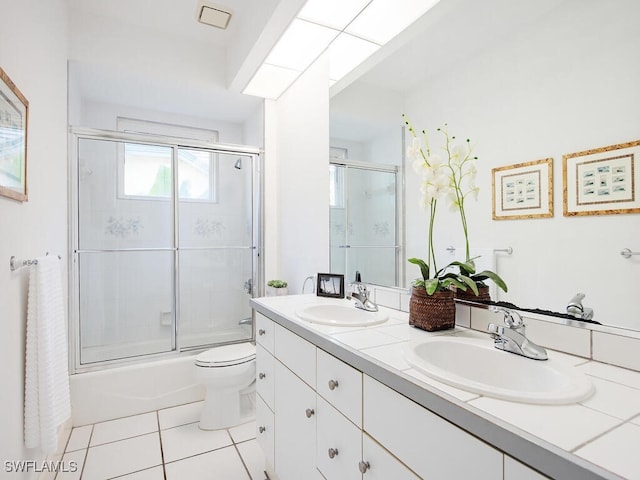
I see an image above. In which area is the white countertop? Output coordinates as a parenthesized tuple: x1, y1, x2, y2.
(252, 294, 640, 480)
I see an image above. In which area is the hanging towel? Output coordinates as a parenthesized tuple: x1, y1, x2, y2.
(24, 255, 71, 453)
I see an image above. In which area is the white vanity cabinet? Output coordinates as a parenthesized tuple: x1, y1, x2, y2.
(363, 375, 503, 479)
(254, 309, 502, 480)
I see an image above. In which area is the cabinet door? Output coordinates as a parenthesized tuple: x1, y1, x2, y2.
(275, 323, 316, 387)
(363, 376, 503, 480)
(505, 457, 550, 480)
(316, 396, 362, 480)
(317, 349, 363, 427)
(274, 360, 318, 480)
(256, 344, 275, 410)
(361, 434, 419, 480)
(256, 312, 275, 354)
(256, 395, 274, 470)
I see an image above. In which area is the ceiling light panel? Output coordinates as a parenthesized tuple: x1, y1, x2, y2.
(297, 0, 371, 30)
(346, 0, 440, 44)
(243, 63, 300, 99)
(265, 19, 339, 72)
(328, 33, 380, 82)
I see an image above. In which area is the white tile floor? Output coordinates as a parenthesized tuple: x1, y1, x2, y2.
(56, 401, 267, 480)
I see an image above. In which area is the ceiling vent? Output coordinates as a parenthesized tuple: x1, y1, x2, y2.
(197, 2, 232, 29)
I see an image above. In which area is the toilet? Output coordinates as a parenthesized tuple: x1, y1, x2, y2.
(194, 342, 256, 430)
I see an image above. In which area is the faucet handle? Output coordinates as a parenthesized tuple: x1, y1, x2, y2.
(490, 307, 523, 328)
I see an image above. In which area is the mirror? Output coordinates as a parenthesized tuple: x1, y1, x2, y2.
(330, 0, 640, 332)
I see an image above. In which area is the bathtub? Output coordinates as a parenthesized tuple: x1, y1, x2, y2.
(70, 354, 206, 426)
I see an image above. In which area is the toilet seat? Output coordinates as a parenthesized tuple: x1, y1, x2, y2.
(195, 343, 256, 368)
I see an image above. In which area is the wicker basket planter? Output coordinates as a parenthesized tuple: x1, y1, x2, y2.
(409, 287, 456, 332)
(454, 284, 491, 302)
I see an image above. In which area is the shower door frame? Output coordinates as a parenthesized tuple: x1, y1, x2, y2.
(68, 127, 263, 374)
(330, 158, 405, 288)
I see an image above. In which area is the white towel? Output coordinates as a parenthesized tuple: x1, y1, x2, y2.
(24, 256, 71, 453)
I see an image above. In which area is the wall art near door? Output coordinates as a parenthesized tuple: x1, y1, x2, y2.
(492, 158, 553, 220)
(0, 66, 29, 202)
(563, 140, 640, 216)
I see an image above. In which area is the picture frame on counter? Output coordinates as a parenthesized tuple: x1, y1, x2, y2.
(316, 273, 345, 298)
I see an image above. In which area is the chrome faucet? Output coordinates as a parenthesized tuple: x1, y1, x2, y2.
(566, 293, 594, 320)
(348, 271, 378, 312)
(487, 307, 548, 360)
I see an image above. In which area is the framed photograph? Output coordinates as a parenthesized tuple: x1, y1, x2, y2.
(316, 273, 345, 298)
(492, 158, 553, 220)
(563, 140, 640, 216)
(0, 66, 29, 202)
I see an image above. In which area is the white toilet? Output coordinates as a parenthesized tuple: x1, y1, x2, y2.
(194, 342, 256, 430)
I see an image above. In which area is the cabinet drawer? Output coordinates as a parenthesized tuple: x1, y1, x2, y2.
(361, 434, 419, 480)
(363, 375, 503, 480)
(275, 323, 316, 387)
(255, 312, 275, 354)
(256, 344, 275, 410)
(317, 349, 362, 427)
(256, 395, 274, 469)
(316, 396, 361, 480)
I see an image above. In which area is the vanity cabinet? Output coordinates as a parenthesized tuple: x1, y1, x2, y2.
(255, 309, 503, 480)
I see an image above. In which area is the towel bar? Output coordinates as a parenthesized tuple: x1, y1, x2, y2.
(9, 254, 61, 272)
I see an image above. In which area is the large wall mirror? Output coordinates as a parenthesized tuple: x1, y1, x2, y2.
(329, 0, 640, 333)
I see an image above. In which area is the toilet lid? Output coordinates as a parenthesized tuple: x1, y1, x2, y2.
(195, 343, 256, 367)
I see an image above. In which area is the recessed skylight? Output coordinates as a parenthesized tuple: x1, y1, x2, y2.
(297, 0, 371, 31)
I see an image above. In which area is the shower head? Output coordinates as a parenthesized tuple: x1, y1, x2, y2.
(234, 158, 242, 170)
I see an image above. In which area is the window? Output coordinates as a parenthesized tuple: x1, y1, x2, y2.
(117, 118, 219, 201)
(329, 164, 345, 208)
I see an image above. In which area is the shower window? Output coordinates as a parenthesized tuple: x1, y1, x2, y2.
(70, 128, 260, 371)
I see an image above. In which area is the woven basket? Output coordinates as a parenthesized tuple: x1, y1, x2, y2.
(409, 287, 456, 332)
(455, 285, 491, 302)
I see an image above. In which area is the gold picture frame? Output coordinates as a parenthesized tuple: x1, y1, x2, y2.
(492, 158, 553, 220)
(563, 140, 640, 216)
(0, 66, 28, 202)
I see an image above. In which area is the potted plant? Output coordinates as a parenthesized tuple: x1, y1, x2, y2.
(266, 280, 288, 297)
(403, 115, 507, 330)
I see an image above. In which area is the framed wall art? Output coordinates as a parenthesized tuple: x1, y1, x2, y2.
(316, 273, 345, 298)
(0, 66, 29, 202)
(492, 158, 553, 220)
(563, 140, 640, 216)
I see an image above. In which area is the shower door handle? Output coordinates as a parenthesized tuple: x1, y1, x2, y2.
(244, 278, 253, 294)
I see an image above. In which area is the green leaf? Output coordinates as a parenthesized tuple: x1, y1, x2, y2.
(441, 277, 467, 291)
(448, 260, 476, 275)
(473, 270, 508, 292)
(424, 278, 440, 295)
(408, 257, 430, 280)
(458, 275, 479, 296)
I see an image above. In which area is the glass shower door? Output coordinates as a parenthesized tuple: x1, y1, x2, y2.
(77, 138, 175, 365)
(177, 151, 255, 349)
(330, 164, 399, 286)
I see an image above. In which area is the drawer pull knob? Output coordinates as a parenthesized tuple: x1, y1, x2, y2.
(259, 426, 266, 434)
(328, 448, 339, 459)
(359, 461, 370, 473)
(258, 329, 266, 336)
(258, 372, 266, 380)
(328, 379, 339, 390)
(305, 408, 315, 418)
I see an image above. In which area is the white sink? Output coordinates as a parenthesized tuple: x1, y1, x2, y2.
(296, 303, 388, 327)
(404, 337, 594, 405)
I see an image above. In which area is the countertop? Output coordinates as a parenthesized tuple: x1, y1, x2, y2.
(251, 294, 640, 480)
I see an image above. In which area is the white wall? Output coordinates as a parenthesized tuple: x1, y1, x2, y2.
(403, 0, 640, 328)
(264, 55, 330, 292)
(0, 0, 69, 474)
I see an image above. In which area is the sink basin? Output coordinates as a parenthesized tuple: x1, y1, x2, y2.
(296, 303, 388, 327)
(404, 337, 594, 404)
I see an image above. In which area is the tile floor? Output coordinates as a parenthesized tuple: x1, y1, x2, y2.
(56, 401, 267, 480)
